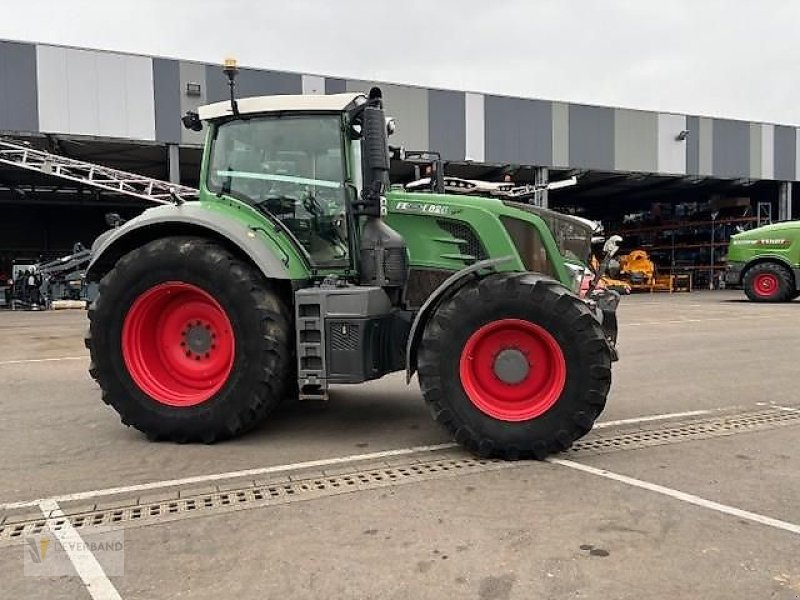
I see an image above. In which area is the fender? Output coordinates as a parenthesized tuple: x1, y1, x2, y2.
(405, 256, 513, 383)
(86, 203, 294, 282)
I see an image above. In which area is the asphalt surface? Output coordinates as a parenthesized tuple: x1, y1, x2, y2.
(1, 290, 799, 599)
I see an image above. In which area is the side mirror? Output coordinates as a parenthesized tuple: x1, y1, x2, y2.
(385, 117, 397, 136)
(181, 111, 203, 132)
(603, 235, 622, 257)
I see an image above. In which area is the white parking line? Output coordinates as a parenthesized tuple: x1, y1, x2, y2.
(0, 356, 88, 366)
(550, 458, 800, 536)
(594, 409, 715, 429)
(38, 499, 122, 600)
(625, 315, 783, 326)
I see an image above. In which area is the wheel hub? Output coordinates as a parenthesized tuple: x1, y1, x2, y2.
(492, 348, 530, 384)
(183, 322, 214, 357)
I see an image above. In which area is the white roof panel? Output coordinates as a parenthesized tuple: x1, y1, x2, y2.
(198, 93, 364, 120)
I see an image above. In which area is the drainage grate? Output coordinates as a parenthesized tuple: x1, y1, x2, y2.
(0, 458, 512, 543)
(1, 406, 798, 543)
(569, 407, 800, 456)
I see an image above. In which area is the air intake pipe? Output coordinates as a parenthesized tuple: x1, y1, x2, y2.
(352, 88, 408, 296)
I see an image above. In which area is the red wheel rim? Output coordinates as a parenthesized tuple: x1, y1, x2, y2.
(122, 282, 235, 407)
(753, 273, 779, 298)
(459, 319, 567, 422)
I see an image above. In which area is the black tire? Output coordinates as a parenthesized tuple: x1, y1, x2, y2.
(743, 262, 794, 302)
(417, 273, 612, 460)
(86, 236, 292, 442)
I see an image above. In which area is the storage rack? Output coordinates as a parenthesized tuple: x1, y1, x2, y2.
(615, 214, 761, 289)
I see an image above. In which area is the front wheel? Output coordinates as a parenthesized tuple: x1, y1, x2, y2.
(417, 273, 612, 460)
(743, 263, 794, 302)
(86, 236, 292, 442)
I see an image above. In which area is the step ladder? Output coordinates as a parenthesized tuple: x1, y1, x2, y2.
(0, 138, 199, 204)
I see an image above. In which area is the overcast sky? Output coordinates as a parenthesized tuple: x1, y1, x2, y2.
(2, 0, 798, 125)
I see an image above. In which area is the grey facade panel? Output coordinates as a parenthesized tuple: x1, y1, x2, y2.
(774, 125, 796, 181)
(205, 66, 302, 103)
(179, 62, 207, 146)
(686, 116, 700, 175)
(712, 119, 749, 178)
(152, 58, 181, 144)
(656, 113, 687, 175)
(325, 78, 347, 94)
(485, 96, 552, 165)
(551, 102, 569, 167)
(698, 118, 713, 175)
(427, 89, 465, 161)
(568, 105, 614, 171)
(749, 123, 761, 179)
(36, 46, 155, 140)
(614, 109, 657, 172)
(0, 41, 39, 132)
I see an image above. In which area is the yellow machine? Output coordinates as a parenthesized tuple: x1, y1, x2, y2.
(618, 249, 691, 293)
(589, 256, 632, 294)
(619, 250, 655, 290)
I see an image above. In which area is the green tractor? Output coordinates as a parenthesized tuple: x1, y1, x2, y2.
(85, 67, 620, 459)
(726, 221, 800, 302)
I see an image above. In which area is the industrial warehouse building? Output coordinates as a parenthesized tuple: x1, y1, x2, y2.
(1, 38, 798, 288)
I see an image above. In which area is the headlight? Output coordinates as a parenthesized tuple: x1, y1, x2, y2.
(564, 263, 586, 293)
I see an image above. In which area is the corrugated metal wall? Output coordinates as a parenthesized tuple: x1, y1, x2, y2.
(1, 40, 799, 183)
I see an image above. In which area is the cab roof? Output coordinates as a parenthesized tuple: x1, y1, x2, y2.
(198, 93, 365, 121)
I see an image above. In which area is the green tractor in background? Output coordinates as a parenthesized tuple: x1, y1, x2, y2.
(726, 221, 800, 302)
(85, 63, 620, 459)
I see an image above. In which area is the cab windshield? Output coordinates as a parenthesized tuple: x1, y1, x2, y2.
(207, 115, 350, 267)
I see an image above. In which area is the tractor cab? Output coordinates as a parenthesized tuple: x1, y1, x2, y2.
(199, 93, 369, 271)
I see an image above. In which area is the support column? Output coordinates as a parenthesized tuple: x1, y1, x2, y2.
(778, 181, 792, 221)
(168, 144, 181, 185)
(534, 166, 549, 208)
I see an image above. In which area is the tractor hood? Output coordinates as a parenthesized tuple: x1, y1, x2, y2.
(730, 220, 800, 242)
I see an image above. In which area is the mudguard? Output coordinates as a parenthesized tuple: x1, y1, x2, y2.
(405, 256, 513, 383)
(86, 203, 294, 282)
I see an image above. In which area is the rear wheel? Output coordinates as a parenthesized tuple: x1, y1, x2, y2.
(417, 273, 612, 460)
(743, 263, 793, 302)
(86, 236, 292, 442)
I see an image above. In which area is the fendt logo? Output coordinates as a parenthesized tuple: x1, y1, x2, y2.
(733, 239, 791, 247)
(394, 201, 451, 215)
